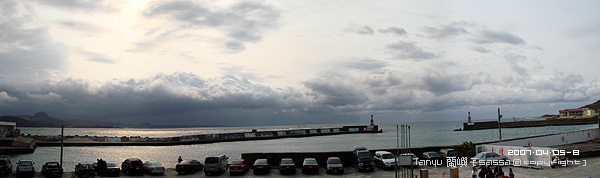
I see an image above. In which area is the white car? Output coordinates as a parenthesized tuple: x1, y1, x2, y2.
(398, 153, 419, 168)
(470, 152, 508, 166)
(143, 161, 165, 175)
(374, 151, 396, 169)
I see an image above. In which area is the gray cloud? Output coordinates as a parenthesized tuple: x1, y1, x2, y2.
(141, 0, 280, 52)
(84, 51, 116, 64)
(424, 22, 469, 39)
(32, 0, 117, 11)
(344, 58, 389, 71)
(475, 29, 525, 45)
(471, 46, 490, 53)
(0, 91, 19, 103)
(55, 20, 108, 32)
(303, 79, 368, 108)
(0, 1, 68, 82)
(386, 41, 437, 60)
(504, 54, 529, 77)
(378, 26, 407, 36)
(345, 24, 374, 35)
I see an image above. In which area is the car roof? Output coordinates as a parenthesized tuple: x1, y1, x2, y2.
(327, 157, 340, 160)
(281, 158, 293, 160)
(303, 158, 316, 160)
(232, 159, 244, 161)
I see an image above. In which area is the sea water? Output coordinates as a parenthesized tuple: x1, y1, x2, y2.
(2, 121, 597, 170)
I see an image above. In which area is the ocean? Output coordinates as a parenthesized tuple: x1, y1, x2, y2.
(2, 120, 598, 170)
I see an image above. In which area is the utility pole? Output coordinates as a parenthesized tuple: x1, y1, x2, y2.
(60, 125, 64, 166)
(498, 108, 502, 142)
(395, 125, 399, 178)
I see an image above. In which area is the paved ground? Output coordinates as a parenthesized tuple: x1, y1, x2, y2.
(3, 156, 599, 178)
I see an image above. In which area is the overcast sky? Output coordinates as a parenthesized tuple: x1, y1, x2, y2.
(1, 0, 599, 126)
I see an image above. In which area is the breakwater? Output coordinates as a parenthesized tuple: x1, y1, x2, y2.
(30, 125, 380, 147)
(463, 116, 598, 130)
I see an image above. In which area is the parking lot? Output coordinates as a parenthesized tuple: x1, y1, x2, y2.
(3, 156, 599, 178)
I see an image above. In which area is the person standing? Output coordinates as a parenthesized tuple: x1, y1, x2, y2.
(472, 166, 478, 178)
(508, 168, 515, 178)
(178, 156, 183, 163)
(478, 166, 486, 178)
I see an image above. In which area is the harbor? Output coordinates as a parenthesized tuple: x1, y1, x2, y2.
(28, 125, 381, 147)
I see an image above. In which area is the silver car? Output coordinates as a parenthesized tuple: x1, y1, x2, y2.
(16, 160, 35, 177)
(471, 152, 508, 166)
(326, 157, 344, 174)
(143, 161, 165, 175)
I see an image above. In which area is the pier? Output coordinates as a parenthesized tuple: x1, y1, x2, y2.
(463, 116, 598, 130)
(30, 125, 381, 147)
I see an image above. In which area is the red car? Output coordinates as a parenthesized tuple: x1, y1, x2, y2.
(228, 159, 249, 175)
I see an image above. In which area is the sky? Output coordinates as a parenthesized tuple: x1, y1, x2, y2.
(1, 0, 599, 126)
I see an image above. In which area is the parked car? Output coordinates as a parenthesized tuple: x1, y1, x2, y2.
(422, 151, 443, 160)
(41, 162, 63, 177)
(439, 148, 460, 158)
(75, 163, 96, 177)
(252, 159, 270, 175)
(16, 160, 35, 177)
(302, 158, 319, 175)
(204, 155, 228, 176)
(278, 158, 296, 175)
(143, 161, 165, 175)
(352, 147, 368, 154)
(228, 159, 249, 175)
(470, 152, 508, 166)
(374, 151, 396, 170)
(104, 162, 120, 176)
(398, 153, 419, 168)
(121, 158, 144, 176)
(326, 157, 344, 175)
(0, 158, 12, 177)
(176, 160, 203, 175)
(354, 150, 375, 172)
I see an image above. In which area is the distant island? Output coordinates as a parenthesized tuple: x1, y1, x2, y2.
(0, 111, 212, 128)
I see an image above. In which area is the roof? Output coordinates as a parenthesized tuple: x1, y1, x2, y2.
(0, 121, 16, 126)
(560, 108, 583, 112)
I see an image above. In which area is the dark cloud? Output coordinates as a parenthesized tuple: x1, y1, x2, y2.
(0, 1, 68, 81)
(475, 29, 525, 45)
(386, 41, 437, 60)
(303, 79, 368, 107)
(378, 26, 407, 36)
(141, 0, 280, 52)
(424, 22, 469, 39)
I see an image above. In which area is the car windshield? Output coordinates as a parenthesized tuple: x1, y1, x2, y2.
(448, 150, 459, 156)
(81, 164, 93, 169)
(106, 163, 117, 167)
(150, 162, 162, 166)
(280, 160, 294, 164)
(205, 157, 219, 164)
(47, 162, 59, 167)
(303, 159, 317, 164)
(131, 161, 142, 166)
(327, 159, 341, 164)
(255, 159, 268, 165)
(231, 161, 244, 165)
(358, 152, 372, 159)
(19, 162, 32, 166)
(382, 154, 395, 159)
(475, 152, 485, 158)
(427, 152, 441, 157)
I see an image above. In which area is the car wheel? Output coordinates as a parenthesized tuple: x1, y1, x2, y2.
(126, 170, 130, 176)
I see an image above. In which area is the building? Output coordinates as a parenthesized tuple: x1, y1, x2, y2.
(559, 108, 598, 117)
(0, 121, 16, 137)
